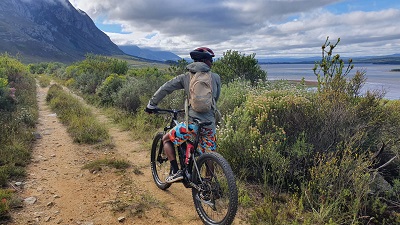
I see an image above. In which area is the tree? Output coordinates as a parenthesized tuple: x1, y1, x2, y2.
(167, 58, 189, 76)
(212, 50, 266, 85)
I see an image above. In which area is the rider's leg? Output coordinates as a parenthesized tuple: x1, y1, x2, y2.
(162, 133, 179, 173)
(199, 129, 216, 179)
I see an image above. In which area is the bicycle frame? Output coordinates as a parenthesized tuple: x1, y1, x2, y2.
(155, 109, 211, 190)
(151, 108, 238, 225)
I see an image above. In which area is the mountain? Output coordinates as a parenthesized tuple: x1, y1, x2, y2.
(258, 54, 400, 64)
(0, 0, 124, 63)
(118, 45, 181, 62)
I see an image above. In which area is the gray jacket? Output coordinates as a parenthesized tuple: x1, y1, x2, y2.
(149, 62, 221, 130)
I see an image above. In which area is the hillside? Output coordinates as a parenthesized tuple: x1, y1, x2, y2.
(0, 0, 124, 63)
(119, 45, 181, 62)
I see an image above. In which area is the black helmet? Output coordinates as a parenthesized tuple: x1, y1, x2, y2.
(190, 47, 215, 60)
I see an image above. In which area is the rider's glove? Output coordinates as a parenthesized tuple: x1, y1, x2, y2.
(145, 102, 158, 114)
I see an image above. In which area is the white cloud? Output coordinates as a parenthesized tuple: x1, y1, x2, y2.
(70, 0, 400, 58)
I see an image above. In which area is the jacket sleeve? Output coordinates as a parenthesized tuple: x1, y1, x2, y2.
(214, 73, 221, 102)
(149, 74, 185, 105)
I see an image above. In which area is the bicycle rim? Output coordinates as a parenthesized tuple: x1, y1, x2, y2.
(150, 132, 171, 190)
(192, 152, 238, 225)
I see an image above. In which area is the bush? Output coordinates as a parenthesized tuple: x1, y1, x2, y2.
(213, 50, 267, 85)
(302, 148, 372, 224)
(0, 55, 37, 219)
(216, 40, 400, 224)
(114, 77, 147, 112)
(218, 89, 313, 190)
(67, 54, 128, 95)
(217, 80, 250, 116)
(97, 73, 126, 106)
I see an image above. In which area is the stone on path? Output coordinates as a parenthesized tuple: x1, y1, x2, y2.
(24, 196, 37, 205)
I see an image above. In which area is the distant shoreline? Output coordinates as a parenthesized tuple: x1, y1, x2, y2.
(270, 79, 318, 87)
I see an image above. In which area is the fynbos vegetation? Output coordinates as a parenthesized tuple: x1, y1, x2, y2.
(1, 37, 399, 224)
(0, 54, 38, 219)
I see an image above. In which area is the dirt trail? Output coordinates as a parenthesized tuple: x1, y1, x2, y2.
(9, 83, 242, 224)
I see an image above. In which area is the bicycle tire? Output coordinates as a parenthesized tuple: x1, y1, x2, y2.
(150, 132, 171, 190)
(192, 152, 238, 225)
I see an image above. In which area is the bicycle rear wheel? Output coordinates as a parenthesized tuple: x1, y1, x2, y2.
(192, 152, 238, 225)
(150, 132, 171, 190)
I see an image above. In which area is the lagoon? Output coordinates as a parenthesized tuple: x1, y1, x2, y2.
(261, 64, 400, 100)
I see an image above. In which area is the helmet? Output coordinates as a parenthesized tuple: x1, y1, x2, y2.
(190, 47, 215, 60)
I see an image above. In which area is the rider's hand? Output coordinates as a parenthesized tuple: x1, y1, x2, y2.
(145, 103, 158, 114)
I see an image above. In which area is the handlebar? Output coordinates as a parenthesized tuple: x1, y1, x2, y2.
(154, 108, 185, 114)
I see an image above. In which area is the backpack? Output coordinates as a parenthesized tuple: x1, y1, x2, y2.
(188, 70, 214, 113)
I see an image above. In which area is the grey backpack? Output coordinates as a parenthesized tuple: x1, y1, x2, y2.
(188, 70, 213, 113)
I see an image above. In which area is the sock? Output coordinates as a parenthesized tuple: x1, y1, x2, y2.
(170, 160, 179, 173)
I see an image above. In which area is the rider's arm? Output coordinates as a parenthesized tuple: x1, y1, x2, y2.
(149, 74, 186, 106)
(213, 73, 221, 102)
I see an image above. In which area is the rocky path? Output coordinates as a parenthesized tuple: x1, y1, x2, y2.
(9, 83, 229, 224)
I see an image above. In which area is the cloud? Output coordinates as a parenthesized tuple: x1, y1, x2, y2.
(71, 0, 400, 58)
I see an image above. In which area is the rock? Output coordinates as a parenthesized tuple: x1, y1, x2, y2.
(371, 172, 393, 193)
(118, 216, 125, 222)
(47, 201, 54, 207)
(24, 197, 37, 205)
(44, 216, 51, 222)
(33, 132, 42, 139)
(15, 181, 23, 186)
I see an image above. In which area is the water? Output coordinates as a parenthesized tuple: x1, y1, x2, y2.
(261, 64, 400, 100)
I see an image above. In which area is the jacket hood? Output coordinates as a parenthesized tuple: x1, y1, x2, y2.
(186, 62, 210, 73)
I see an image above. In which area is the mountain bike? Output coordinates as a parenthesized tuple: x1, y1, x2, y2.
(150, 108, 238, 225)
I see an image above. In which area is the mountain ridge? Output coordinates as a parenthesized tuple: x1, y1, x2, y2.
(118, 45, 181, 62)
(0, 0, 124, 63)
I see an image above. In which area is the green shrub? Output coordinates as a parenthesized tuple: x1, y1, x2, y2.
(97, 73, 126, 106)
(217, 80, 250, 116)
(37, 74, 51, 87)
(66, 54, 128, 95)
(302, 148, 372, 224)
(74, 72, 103, 94)
(0, 55, 37, 218)
(213, 50, 267, 85)
(0, 189, 12, 219)
(218, 89, 313, 190)
(114, 77, 146, 112)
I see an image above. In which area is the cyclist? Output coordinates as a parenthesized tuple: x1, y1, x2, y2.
(145, 47, 221, 183)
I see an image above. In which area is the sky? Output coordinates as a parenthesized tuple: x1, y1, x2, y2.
(69, 0, 400, 59)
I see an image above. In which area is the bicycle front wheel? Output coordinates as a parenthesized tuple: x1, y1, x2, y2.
(150, 132, 171, 190)
(192, 152, 238, 225)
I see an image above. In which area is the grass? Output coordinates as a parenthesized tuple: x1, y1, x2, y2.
(110, 173, 169, 219)
(82, 158, 130, 173)
(36, 74, 51, 87)
(46, 84, 112, 145)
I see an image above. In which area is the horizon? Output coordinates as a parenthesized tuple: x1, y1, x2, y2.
(70, 0, 400, 59)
